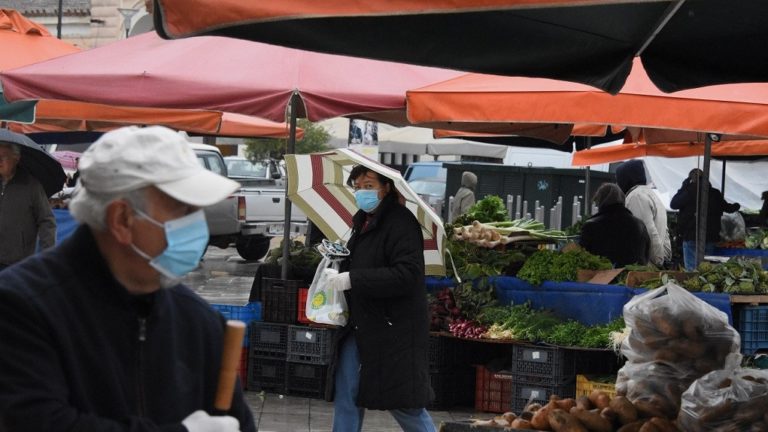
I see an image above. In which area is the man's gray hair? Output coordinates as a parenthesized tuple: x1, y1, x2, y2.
(69, 187, 147, 231)
(0, 142, 21, 155)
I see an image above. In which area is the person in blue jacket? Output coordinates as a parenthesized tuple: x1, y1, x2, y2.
(0, 126, 255, 432)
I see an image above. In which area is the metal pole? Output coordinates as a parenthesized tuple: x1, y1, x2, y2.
(281, 93, 300, 280)
(695, 134, 713, 268)
(57, 0, 63, 38)
(721, 160, 727, 195)
(584, 137, 592, 217)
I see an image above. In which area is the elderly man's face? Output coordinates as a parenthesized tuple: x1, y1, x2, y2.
(0, 144, 20, 180)
(130, 187, 197, 261)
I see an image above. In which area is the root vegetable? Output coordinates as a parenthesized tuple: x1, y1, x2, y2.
(569, 407, 612, 432)
(648, 417, 679, 432)
(609, 396, 638, 425)
(575, 395, 592, 410)
(617, 420, 648, 432)
(547, 409, 587, 432)
(511, 418, 535, 429)
(588, 390, 611, 410)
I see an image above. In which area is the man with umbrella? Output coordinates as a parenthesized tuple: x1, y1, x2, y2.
(0, 129, 56, 270)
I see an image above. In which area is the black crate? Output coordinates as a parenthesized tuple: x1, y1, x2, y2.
(428, 367, 475, 410)
(286, 325, 336, 364)
(428, 334, 460, 371)
(512, 344, 575, 383)
(286, 361, 328, 399)
(249, 322, 288, 359)
(247, 355, 286, 394)
(511, 377, 576, 413)
(261, 278, 302, 324)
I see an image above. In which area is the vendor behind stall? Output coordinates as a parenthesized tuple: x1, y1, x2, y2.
(579, 183, 650, 267)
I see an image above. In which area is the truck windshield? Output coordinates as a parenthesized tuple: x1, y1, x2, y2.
(227, 160, 267, 178)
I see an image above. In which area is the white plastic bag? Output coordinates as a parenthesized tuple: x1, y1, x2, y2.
(720, 212, 746, 242)
(305, 256, 348, 326)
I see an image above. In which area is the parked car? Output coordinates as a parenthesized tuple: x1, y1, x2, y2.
(408, 176, 446, 219)
(403, 161, 446, 182)
(224, 156, 283, 186)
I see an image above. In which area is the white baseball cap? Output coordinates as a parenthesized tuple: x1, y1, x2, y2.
(79, 126, 240, 207)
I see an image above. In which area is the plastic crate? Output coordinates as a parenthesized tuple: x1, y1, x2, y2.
(429, 368, 475, 410)
(247, 355, 286, 394)
(738, 305, 768, 355)
(474, 366, 513, 413)
(511, 344, 575, 383)
(428, 334, 460, 371)
(211, 302, 263, 347)
(286, 325, 336, 364)
(297, 287, 311, 324)
(239, 347, 248, 390)
(249, 322, 288, 359)
(285, 361, 328, 399)
(575, 375, 616, 399)
(261, 278, 301, 324)
(511, 378, 575, 413)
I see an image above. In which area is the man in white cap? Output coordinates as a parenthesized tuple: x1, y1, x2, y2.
(0, 126, 254, 432)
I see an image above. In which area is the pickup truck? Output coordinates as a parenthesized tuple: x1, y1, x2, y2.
(192, 146, 307, 260)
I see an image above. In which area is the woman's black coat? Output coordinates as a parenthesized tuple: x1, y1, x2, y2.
(326, 194, 433, 410)
(670, 180, 740, 242)
(579, 203, 650, 267)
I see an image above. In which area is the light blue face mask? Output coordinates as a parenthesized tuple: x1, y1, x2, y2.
(354, 189, 381, 213)
(131, 208, 209, 279)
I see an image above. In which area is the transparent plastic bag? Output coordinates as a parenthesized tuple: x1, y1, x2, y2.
(305, 256, 348, 326)
(616, 282, 741, 418)
(720, 212, 746, 242)
(678, 368, 768, 431)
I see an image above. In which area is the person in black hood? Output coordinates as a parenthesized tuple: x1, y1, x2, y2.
(615, 159, 671, 266)
(580, 183, 650, 267)
(671, 168, 740, 270)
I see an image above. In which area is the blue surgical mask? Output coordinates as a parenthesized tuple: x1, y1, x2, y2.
(355, 189, 381, 213)
(131, 208, 209, 279)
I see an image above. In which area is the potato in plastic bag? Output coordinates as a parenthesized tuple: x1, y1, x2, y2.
(678, 367, 768, 431)
(616, 282, 741, 418)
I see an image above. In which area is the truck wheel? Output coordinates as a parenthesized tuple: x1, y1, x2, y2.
(235, 236, 272, 261)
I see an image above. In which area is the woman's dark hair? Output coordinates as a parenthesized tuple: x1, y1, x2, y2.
(346, 165, 396, 196)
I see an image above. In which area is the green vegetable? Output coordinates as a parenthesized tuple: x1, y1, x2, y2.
(452, 195, 509, 226)
(516, 249, 612, 286)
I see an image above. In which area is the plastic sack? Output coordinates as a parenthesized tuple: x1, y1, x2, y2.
(678, 367, 768, 431)
(305, 256, 348, 326)
(616, 282, 741, 418)
(720, 212, 746, 242)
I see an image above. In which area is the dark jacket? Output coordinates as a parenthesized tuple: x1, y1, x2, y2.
(615, 159, 647, 194)
(331, 194, 432, 410)
(670, 180, 740, 242)
(580, 203, 650, 267)
(0, 168, 56, 266)
(0, 226, 255, 432)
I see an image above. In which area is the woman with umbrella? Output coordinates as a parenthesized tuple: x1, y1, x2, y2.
(0, 130, 57, 270)
(324, 164, 435, 432)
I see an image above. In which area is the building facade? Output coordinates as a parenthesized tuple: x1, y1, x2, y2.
(0, 0, 151, 48)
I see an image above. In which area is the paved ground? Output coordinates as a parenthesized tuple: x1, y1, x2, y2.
(183, 244, 484, 431)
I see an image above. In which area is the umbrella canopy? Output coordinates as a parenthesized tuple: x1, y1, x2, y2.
(1, 32, 462, 124)
(6, 100, 297, 139)
(284, 148, 446, 276)
(572, 140, 768, 166)
(406, 59, 768, 140)
(0, 129, 66, 197)
(51, 150, 81, 170)
(151, 0, 768, 94)
(0, 9, 80, 123)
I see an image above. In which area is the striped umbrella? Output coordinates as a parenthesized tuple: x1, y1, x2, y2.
(284, 148, 446, 276)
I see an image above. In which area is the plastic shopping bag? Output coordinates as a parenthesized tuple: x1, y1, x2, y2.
(615, 282, 741, 419)
(305, 255, 348, 326)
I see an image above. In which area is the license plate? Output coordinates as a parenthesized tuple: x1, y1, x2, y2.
(267, 223, 284, 235)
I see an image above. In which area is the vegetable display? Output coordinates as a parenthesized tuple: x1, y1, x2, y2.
(452, 219, 570, 248)
(470, 392, 680, 431)
(517, 249, 612, 286)
(452, 195, 509, 226)
(744, 229, 768, 249)
(682, 258, 768, 294)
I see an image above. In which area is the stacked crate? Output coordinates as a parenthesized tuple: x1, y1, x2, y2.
(210, 302, 262, 389)
(736, 305, 768, 355)
(249, 274, 336, 399)
(286, 325, 336, 398)
(427, 334, 475, 410)
(474, 365, 514, 413)
(510, 344, 623, 413)
(247, 322, 289, 393)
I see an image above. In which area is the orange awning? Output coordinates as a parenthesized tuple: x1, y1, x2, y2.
(0, 9, 80, 71)
(572, 141, 768, 166)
